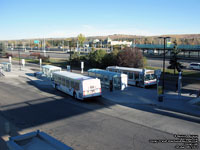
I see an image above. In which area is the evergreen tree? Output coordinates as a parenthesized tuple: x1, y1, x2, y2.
(168, 40, 183, 74)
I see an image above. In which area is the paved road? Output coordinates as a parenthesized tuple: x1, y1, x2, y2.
(8, 50, 200, 69)
(1, 77, 198, 150)
(147, 57, 200, 69)
(9, 50, 71, 59)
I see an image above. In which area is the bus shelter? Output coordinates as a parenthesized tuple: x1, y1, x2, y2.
(88, 69, 128, 91)
(1, 62, 12, 72)
(42, 65, 62, 78)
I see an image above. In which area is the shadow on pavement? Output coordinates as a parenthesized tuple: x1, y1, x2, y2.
(122, 103, 200, 123)
(0, 80, 113, 138)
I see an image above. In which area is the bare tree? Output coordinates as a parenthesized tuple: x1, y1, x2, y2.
(117, 47, 144, 68)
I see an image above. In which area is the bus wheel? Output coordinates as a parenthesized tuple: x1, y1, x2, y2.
(136, 82, 139, 87)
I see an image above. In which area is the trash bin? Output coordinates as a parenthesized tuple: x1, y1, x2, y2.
(158, 95, 163, 102)
(197, 90, 200, 98)
(157, 86, 163, 102)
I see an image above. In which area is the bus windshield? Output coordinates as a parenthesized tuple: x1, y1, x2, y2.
(144, 74, 156, 81)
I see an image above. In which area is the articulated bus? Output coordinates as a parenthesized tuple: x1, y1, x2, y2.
(106, 66, 157, 88)
(52, 71, 101, 100)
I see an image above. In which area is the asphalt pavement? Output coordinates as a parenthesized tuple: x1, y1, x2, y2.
(0, 77, 178, 150)
(0, 62, 200, 149)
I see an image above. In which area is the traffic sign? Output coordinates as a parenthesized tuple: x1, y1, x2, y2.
(34, 40, 40, 44)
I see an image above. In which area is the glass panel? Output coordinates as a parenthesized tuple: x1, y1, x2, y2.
(145, 74, 156, 81)
(89, 72, 95, 77)
(61, 78, 65, 86)
(74, 82, 80, 90)
(58, 76, 61, 84)
(71, 81, 74, 89)
(66, 79, 69, 88)
(128, 72, 133, 79)
(135, 73, 139, 79)
(113, 77, 121, 90)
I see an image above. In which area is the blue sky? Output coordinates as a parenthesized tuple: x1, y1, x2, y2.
(0, 0, 200, 40)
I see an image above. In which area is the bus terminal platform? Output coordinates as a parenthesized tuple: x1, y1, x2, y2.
(1, 63, 200, 119)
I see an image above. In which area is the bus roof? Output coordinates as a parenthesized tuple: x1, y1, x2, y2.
(53, 71, 93, 80)
(107, 66, 154, 73)
(88, 68, 126, 77)
(42, 65, 61, 69)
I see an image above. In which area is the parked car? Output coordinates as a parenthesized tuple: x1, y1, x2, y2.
(189, 63, 200, 70)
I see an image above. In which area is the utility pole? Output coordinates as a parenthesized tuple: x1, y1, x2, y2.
(18, 44, 21, 70)
(158, 37, 170, 96)
(63, 40, 64, 52)
(43, 38, 46, 57)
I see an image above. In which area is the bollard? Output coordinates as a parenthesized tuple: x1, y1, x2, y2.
(197, 90, 200, 98)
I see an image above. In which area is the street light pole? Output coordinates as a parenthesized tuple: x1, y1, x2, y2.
(158, 37, 170, 95)
(18, 45, 21, 70)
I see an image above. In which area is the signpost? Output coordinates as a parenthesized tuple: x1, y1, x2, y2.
(34, 40, 39, 44)
(34, 40, 40, 50)
(9, 56, 12, 64)
(21, 59, 25, 69)
(81, 62, 84, 74)
(39, 59, 42, 71)
(155, 69, 163, 102)
(178, 71, 182, 97)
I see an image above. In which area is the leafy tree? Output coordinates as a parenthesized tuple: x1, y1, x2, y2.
(168, 40, 183, 74)
(102, 49, 119, 68)
(0, 42, 6, 57)
(77, 33, 86, 48)
(89, 49, 106, 68)
(117, 47, 144, 68)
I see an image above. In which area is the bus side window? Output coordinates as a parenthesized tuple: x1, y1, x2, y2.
(71, 81, 75, 89)
(66, 79, 69, 88)
(135, 73, 139, 80)
(58, 76, 61, 84)
(74, 82, 80, 90)
(61, 78, 65, 86)
(128, 72, 133, 79)
(90, 72, 95, 77)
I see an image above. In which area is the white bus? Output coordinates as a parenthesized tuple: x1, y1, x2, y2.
(106, 66, 157, 88)
(88, 69, 128, 91)
(52, 71, 101, 100)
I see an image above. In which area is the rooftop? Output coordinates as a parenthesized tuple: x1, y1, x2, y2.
(53, 71, 92, 80)
(88, 68, 126, 77)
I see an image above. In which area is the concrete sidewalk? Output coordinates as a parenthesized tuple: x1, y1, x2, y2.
(102, 86, 200, 117)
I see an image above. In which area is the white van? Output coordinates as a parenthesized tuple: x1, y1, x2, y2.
(189, 63, 200, 70)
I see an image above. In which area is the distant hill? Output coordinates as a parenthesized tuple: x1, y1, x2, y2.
(1, 34, 200, 45)
(86, 34, 200, 40)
